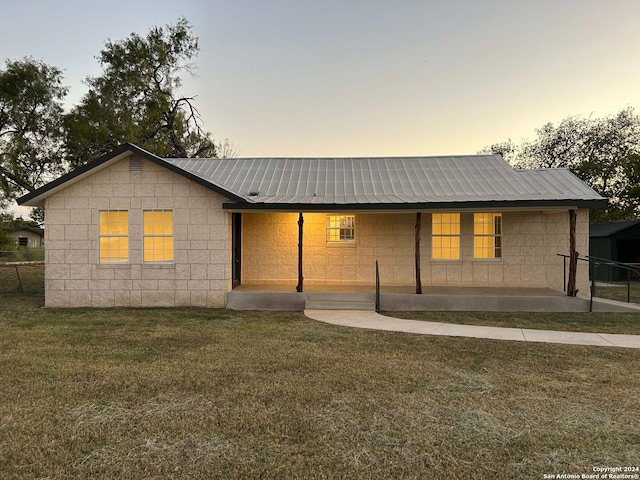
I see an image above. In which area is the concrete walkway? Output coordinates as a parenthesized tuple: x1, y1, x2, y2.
(304, 309, 640, 349)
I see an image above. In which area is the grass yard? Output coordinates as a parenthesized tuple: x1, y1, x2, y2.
(0, 264, 44, 296)
(593, 282, 640, 305)
(1, 296, 640, 479)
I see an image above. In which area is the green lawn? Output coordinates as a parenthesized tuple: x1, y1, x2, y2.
(1, 299, 639, 479)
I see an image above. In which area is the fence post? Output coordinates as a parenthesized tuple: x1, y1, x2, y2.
(628, 269, 631, 304)
(14, 265, 23, 293)
(589, 259, 595, 313)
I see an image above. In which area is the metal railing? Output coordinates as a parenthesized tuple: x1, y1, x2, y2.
(557, 253, 640, 307)
(375, 260, 380, 313)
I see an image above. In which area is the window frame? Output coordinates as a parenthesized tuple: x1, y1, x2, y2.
(326, 214, 356, 244)
(473, 212, 502, 260)
(143, 209, 175, 264)
(431, 212, 461, 260)
(98, 210, 129, 264)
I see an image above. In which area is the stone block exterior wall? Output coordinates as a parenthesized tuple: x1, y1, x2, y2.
(422, 210, 589, 293)
(243, 212, 415, 285)
(44, 156, 231, 308)
(242, 210, 589, 293)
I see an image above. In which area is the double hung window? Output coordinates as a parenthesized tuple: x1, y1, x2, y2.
(432, 213, 460, 260)
(99, 210, 129, 263)
(326, 215, 355, 243)
(474, 213, 502, 259)
(143, 210, 174, 263)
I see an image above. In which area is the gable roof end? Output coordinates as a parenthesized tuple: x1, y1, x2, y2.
(17, 143, 247, 207)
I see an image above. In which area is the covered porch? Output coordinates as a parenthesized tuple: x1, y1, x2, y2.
(229, 208, 592, 299)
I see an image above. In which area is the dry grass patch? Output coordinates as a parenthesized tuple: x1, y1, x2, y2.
(0, 263, 44, 296)
(0, 305, 639, 478)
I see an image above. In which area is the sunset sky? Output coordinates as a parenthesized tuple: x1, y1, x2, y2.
(1, 0, 639, 161)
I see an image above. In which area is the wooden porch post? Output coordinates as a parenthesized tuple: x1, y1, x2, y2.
(415, 212, 422, 294)
(567, 209, 578, 296)
(296, 212, 304, 292)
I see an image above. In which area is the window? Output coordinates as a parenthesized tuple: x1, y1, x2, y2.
(326, 215, 355, 243)
(99, 210, 129, 263)
(432, 213, 460, 260)
(18, 237, 28, 247)
(144, 210, 174, 262)
(474, 213, 502, 259)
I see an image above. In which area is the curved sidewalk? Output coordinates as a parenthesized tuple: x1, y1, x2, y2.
(304, 310, 640, 349)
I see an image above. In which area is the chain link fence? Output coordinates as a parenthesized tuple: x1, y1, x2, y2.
(590, 258, 640, 305)
(558, 254, 640, 306)
(0, 249, 45, 294)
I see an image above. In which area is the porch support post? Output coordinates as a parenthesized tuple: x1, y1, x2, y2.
(415, 212, 422, 294)
(296, 212, 304, 292)
(567, 209, 578, 296)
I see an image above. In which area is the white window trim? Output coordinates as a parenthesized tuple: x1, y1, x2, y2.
(473, 213, 503, 261)
(431, 213, 461, 261)
(143, 209, 175, 264)
(98, 210, 129, 264)
(326, 214, 356, 245)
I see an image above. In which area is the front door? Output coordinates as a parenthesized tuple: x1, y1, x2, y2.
(232, 213, 242, 288)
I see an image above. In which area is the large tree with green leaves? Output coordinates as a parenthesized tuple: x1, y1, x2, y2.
(0, 58, 67, 208)
(64, 17, 216, 165)
(481, 108, 640, 222)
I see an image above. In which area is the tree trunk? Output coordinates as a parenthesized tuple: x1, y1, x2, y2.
(415, 212, 422, 294)
(296, 212, 304, 292)
(567, 209, 579, 296)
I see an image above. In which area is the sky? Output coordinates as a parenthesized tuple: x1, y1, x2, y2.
(1, 0, 639, 161)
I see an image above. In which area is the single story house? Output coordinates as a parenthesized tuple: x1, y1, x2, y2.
(3, 226, 45, 248)
(18, 143, 606, 309)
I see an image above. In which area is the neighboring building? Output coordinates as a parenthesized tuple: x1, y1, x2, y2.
(3, 226, 45, 248)
(18, 143, 606, 308)
(589, 220, 640, 282)
(590, 220, 640, 264)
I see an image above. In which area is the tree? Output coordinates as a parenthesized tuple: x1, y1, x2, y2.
(481, 108, 640, 222)
(477, 139, 518, 164)
(0, 226, 11, 250)
(0, 58, 67, 207)
(65, 17, 216, 165)
(215, 138, 240, 158)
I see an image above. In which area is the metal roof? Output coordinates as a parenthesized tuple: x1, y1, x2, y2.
(590, 220, 640, 238)
(166, 155, 606, 208)
(18, 144, 607, 210)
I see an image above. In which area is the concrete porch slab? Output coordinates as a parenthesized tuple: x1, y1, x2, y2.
(227, 283, 640, 313)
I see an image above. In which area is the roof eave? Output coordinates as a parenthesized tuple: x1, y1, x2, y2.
(222, 198, 608, 212)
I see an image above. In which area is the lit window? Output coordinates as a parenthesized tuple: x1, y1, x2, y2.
(144, 210, 174, 262)
(326, 215, 355, 243)
(474, 213, 502, 259)
(99, 210, 129, 263)
(432, 213, 460, 260)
